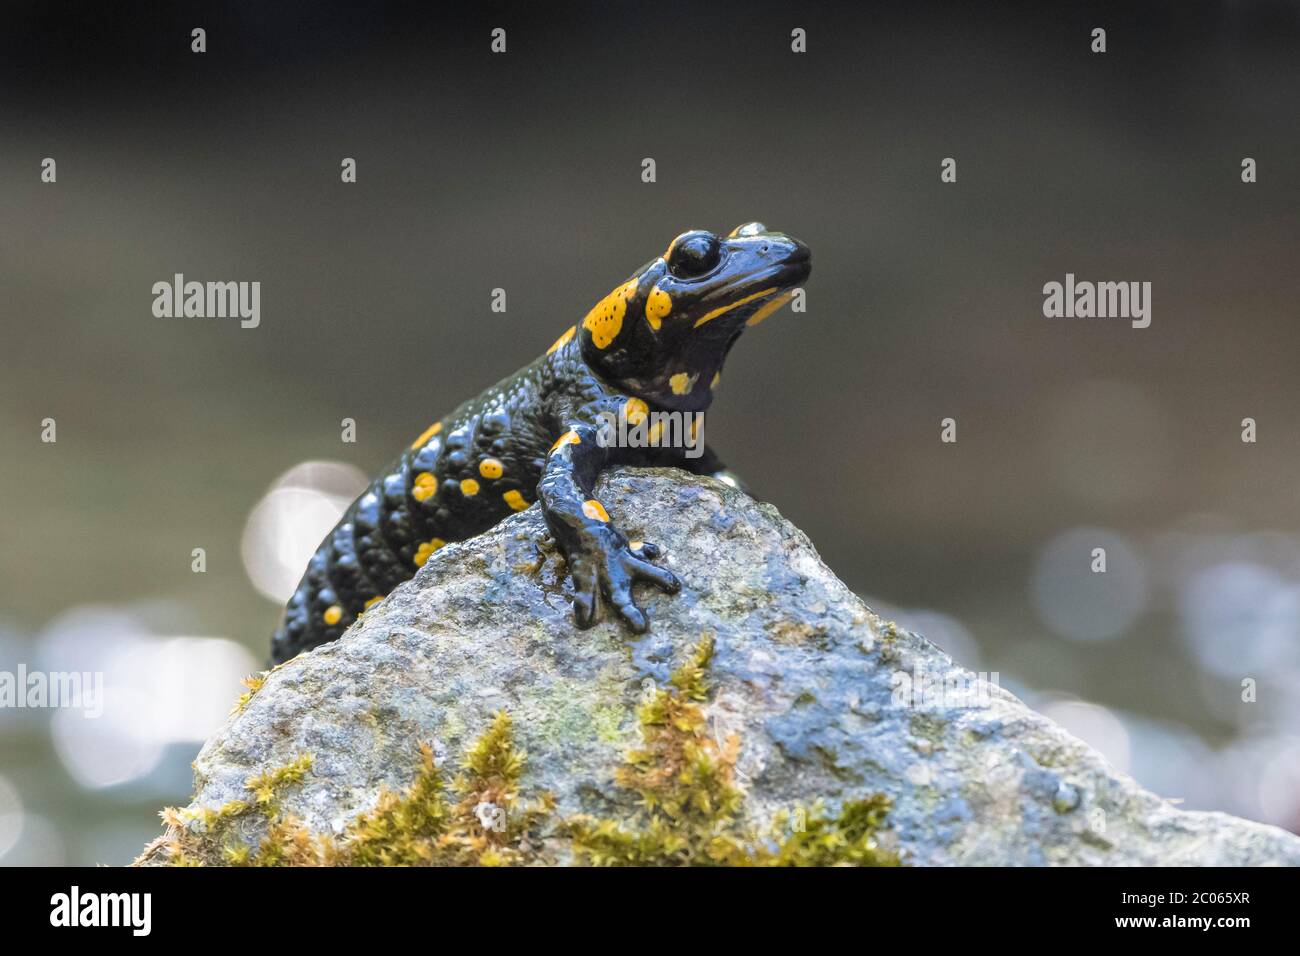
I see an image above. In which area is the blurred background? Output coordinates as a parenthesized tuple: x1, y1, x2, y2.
(2, 1, 1299, 864)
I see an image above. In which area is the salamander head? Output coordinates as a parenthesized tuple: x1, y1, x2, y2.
(578, 223, 811, 410)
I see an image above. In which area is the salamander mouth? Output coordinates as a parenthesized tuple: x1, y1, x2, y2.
(694, 256, 810, 328)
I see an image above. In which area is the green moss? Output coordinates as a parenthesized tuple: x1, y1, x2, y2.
(229, 673, 268, 716)
(226, 816, 323, 867)
(246, 754, 313, 811)
(148, 637, 901, 867)
(460, 710, 522, 785)
(190, 799, 252, 829)
(765, 795, 898, 865)
(335, 711, 554, 867)
(152, 753, 315, 866)
(566, 634, 900, 867)
(151, 714, 555, 867)
(333, 741, 455, 866)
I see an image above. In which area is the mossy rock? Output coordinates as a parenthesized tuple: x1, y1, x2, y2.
(137, 469, 1300, 866)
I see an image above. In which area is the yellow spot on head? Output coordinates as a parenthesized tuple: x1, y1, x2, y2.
(629, 540, 644, 550)
(414, 538, 446, 567)
(547, 325, 576, 354)
(479, 458, 504, 479)
(412, 471, 438, 502)
(710, 371, 721, 389)
(460, 478, 480, 496)
(503, 489, 529, 511)
(582, 278, 637, 349)
(693, 287, 778, 328)
(582, 499, 610, 522)
(323, 604, 343, 626)
(645, 286, 672, 330)
(746, 290, 795, 326)
(624, 397, 649, 426)
(363, 595, 384, 609)
(550, 430, 581, 454)
(410, 421, 442, 450)
(669, 372, 697, 396)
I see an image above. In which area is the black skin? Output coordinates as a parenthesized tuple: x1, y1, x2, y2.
(270, 223, 811, 663)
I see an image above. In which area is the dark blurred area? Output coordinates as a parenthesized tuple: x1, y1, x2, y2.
(2, 1, 1299, 864)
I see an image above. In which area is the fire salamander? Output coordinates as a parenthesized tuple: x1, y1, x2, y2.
(270, 223, 811, 663)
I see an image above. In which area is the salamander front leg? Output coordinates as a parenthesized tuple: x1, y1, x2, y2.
(537, 425, 680, 632)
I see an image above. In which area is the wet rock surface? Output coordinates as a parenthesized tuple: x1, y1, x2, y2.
(138, 469, 1300, 866)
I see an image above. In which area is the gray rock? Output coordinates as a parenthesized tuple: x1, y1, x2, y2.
(141, 468, 1300, 865)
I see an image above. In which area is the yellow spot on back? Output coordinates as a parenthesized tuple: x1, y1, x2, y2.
(410, 421, 443, 450)
(645, 286, 672, 330)
(414, 538, 446, 567)
(503, 489, 529, 511)
(412, 471, 438, 502)
(582, 499, 610, 522)
(363, 595, 384, 609)
(624, 397, 649, 426)
(582, 278, 637, 349)
(460, 478, 480, 496)
(479, 458, 504, 479)
(693, 287, 778, 328)
(746, 290, 795, 326)
(323, 604, 343, 626)
(550, 430, 581, 453)
(669, 372, 697, 396)
(547, 325, 576, 354)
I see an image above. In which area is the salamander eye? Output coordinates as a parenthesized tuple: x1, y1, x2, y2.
(666, 231, 722, 279)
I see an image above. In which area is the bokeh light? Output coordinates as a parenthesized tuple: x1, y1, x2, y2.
(1178, 561, 1300, 679)
(240, 460, 369, 603)
(0, 814, 65, 866)
(35, 606, 259, 791)
(1212, 733, 1300, 831)
(1032, 527, 1147, 642)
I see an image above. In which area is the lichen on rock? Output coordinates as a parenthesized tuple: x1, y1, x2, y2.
(137, 468, 1300, 867)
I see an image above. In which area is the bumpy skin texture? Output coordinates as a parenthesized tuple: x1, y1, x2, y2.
(271, 223, 811, 663)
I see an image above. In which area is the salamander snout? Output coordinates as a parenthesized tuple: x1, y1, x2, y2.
(770, 233, 811, 283)
(725, 224, 811, 290)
